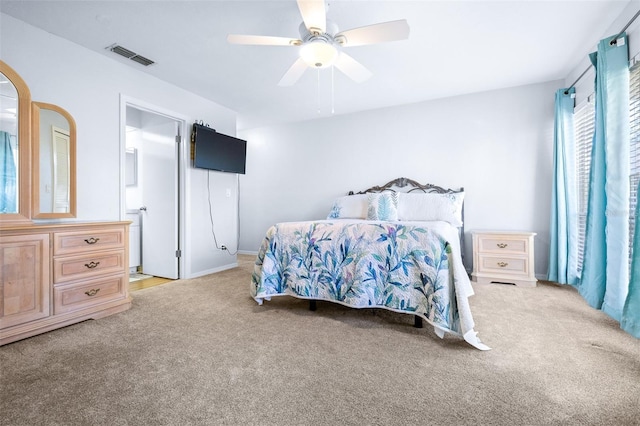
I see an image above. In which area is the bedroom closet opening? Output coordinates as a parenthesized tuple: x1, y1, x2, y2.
(123, 102, 185, 287)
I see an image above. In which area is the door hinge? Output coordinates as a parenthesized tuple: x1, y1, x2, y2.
(175, 135, 181, 144)
(175, 249, 182, 258)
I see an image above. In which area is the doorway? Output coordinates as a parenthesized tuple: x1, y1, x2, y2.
(120, 97, 186, 281)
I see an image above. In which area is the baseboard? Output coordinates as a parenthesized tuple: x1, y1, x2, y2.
(187, 262, 238, 279)
(238, 250, 258, 256)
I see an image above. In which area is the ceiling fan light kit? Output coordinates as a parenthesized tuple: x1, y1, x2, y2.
(227, 0, 410, 86)
(300, 41, 338, 68)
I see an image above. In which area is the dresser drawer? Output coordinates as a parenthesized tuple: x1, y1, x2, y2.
(54, 274, 126, 314)
(54, 227, 125, 256)
(477, 254, 529, 276)
(53, 250, 125, 284)
(477, 235, 529, 254)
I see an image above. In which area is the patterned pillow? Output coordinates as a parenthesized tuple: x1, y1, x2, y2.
(366, 192, 399, 221)
(397, 192, 464, 226)
(327, 194, 368, 219)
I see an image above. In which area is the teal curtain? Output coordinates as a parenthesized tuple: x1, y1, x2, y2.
(0, 130, 17, 213)
(622, 187, 640, 338)
(548, 88, 579, 285)
(579, 34, 630, 321)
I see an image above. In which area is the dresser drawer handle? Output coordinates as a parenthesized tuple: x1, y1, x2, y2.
(497, 261, 509, 267)
(84, 288, 100, 297)
(84, 237, 100, 245)
(496, 243, 508, 248)
(84, 261, 101, 269)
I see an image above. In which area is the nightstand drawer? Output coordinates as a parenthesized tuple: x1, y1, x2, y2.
(477, 236, 529, 254)
(53, 250, 126, 284)
(477, 254, 529, 275)
(54, 274, 126, 314)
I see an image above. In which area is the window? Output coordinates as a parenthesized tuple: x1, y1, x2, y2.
(575, 61, 640, 274)
(574, 97, 595, 273)
(629, 61, 640, 265)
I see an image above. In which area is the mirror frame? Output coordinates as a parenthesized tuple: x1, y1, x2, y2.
(0, 60, 32, 225)
(31, 102, 77, 219)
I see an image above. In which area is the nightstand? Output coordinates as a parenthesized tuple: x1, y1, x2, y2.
(471, 231, 537, 287)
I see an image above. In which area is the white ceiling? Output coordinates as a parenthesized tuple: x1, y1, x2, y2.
(0, 0, 633, 129)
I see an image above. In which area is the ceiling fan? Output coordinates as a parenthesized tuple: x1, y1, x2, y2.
(227, 0, 410, 86)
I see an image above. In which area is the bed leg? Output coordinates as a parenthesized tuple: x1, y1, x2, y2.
(309, 300, 317, 311)
(414, 316, 423, 328)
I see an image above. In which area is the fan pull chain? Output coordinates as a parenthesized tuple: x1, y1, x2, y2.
(317, 69, 321, 114)
(331, 66, 335, 114)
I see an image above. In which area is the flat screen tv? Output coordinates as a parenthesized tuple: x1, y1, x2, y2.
(192, 123, 247, 174)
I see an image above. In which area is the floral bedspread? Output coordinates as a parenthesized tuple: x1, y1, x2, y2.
(251, 220, 488, 350)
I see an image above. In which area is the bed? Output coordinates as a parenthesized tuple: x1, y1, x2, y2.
(250, 178, 489, 350)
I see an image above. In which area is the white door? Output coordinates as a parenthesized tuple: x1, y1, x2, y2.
(51, 126, 70, 213)
(138, 113, 179, 279)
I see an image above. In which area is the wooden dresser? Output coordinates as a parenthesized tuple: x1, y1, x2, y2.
(471, 230, 537, 287)
(0, 221, 131, 345)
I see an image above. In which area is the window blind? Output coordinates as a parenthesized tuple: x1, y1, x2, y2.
(574, 97, 595, 273)
(572, 59, 640, 276)
(628, 62, 640, 268)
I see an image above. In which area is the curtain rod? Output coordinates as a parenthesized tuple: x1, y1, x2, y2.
(564, 8, 640, 94)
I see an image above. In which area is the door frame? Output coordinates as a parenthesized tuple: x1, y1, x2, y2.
(119, 94, 187, 279)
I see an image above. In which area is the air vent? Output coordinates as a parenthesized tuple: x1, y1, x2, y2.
(129, 55, 154, 66)
(106, 44, 155, 66)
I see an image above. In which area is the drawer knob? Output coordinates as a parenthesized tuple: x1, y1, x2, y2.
(84, 237, 100, 245)
(84, 288, 100, 297)
(497, 261, 509, 267)
(84, 261, 101, 269)
(497, 243, 508, 248)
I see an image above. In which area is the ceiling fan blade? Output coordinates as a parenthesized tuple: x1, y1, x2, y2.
(278, 58, 308, 86)
(334, 52, 372, 83)
(297, 0, 326, 33)
(335, 19, 410, 47)
(227, 34, 300, 46)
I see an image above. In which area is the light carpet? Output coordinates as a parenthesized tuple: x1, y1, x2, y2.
(1, 255, 639, 425)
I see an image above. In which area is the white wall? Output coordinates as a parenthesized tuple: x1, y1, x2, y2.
(239, 80, 559, 277)
(1, 13, 239, 278)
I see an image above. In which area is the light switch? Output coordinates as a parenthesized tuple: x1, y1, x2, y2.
(225, 188, 231, 198)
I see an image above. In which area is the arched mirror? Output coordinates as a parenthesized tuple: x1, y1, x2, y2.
(32, 102, 76, 218)
(0, 60, 32, 224)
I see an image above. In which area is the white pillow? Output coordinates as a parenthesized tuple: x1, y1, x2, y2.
(327, 194, 368, 219)
(366, 192, 399, 221)
(397, 192, 464, 226)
